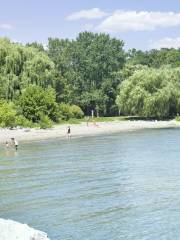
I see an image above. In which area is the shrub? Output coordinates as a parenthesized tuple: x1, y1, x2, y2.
(39, 115, 52, 129)
(175, 116, 180, 121)
(59, 103, 84, 120)
(70, 105, 84, 119)
(0, 100, 16, 127)
(17, 85, 59, 123)
(15, 115, 34, 128)
(59, 103, 73, 120)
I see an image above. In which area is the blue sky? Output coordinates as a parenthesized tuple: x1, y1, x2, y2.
(0, 0, 180, 50)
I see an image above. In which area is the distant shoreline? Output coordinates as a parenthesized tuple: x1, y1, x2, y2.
(0, 120, 180, 144)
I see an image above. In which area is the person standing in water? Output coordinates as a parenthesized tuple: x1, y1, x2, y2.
(67, 126, 71, 140)
(14, 139, 18, 151)
(11, 138, 18, 150)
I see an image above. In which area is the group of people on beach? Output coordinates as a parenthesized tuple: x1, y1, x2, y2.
(3, 127, 69, 153)
(5, 138, 18, 150)
(86, 116, 99, 127)
(2, 123, 95, 150)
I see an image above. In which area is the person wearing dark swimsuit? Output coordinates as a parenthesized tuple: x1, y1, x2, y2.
(67, 126, 71, 139)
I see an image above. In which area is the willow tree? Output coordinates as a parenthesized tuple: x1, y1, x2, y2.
(116, 67, 180, 118)
(0, 38, 56, 100)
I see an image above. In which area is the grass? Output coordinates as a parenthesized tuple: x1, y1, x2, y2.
(17, 115, 178, 129)
(58, 116, 128, 125)
(56, 115, 177, 126)
(58, 116, 159, 125)
(87, 116, 128, 122)
(175, 116, 180, 121)
(59, 118, 82, 124)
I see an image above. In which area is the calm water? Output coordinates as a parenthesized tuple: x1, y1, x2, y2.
(0, 129, 180, 240)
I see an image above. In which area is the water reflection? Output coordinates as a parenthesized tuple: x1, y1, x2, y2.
(0, 144, 18, 158)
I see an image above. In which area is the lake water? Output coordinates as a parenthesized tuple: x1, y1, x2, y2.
(0, 128, 180, 240)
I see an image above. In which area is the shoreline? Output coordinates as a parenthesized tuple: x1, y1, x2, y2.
(0, 120, 180, 144)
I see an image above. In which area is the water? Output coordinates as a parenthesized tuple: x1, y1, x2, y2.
(0, 128, 180, 240)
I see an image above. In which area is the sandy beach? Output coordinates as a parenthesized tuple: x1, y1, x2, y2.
(0, 120, 179, 144)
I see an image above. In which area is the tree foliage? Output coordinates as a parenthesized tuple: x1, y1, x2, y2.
(0, 38, 56, 100)
(127, 48, 180, 68)
(17, 85, 59, 122)
(116, 67, 180, 118)
(48, 32, 125, 115)
(0, 33, 180, 125)
(59, 103, 84, 120)
(0, 100, 16, 127)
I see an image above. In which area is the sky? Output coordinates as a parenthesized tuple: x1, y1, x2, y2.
(0, 0, 180, 50)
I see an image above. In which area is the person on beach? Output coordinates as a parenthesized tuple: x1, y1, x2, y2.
(14, 139, 18, 151)
(5, 141, 9, 148)
(11, 138, 18, 150)
(67, 126, 71, 139)
(93, 119, 99, 127)
(86, 116, 90, 126)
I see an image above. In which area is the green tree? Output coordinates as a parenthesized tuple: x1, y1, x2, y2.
(0, 38, 57, 100)
(116, 67, 180, 118)
(127, 48, 180, 68)
(0, 100, 16, 127)
(17, 85, 59, 122)
(26, 42, 45, 52)
(48, 32, 125, 115)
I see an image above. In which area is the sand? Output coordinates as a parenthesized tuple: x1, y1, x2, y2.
(0, 120, 179, 144)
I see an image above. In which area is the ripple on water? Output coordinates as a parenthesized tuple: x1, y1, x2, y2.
(0, 129, 180, 240)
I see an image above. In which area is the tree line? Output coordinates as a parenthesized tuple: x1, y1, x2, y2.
(0, 32, 180, 127)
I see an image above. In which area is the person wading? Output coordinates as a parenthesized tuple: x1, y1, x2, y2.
(67, 126, 71, 140)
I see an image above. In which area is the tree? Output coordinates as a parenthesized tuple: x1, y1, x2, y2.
(127, 48, 180, 68)
(17, 85, 59, 122)
(116, 67, 180, 118)
(0, 100, 16, 127)
(48, 32, 126, 115)
(0, 38, 58, 100)
(26, 42, 45, 52)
